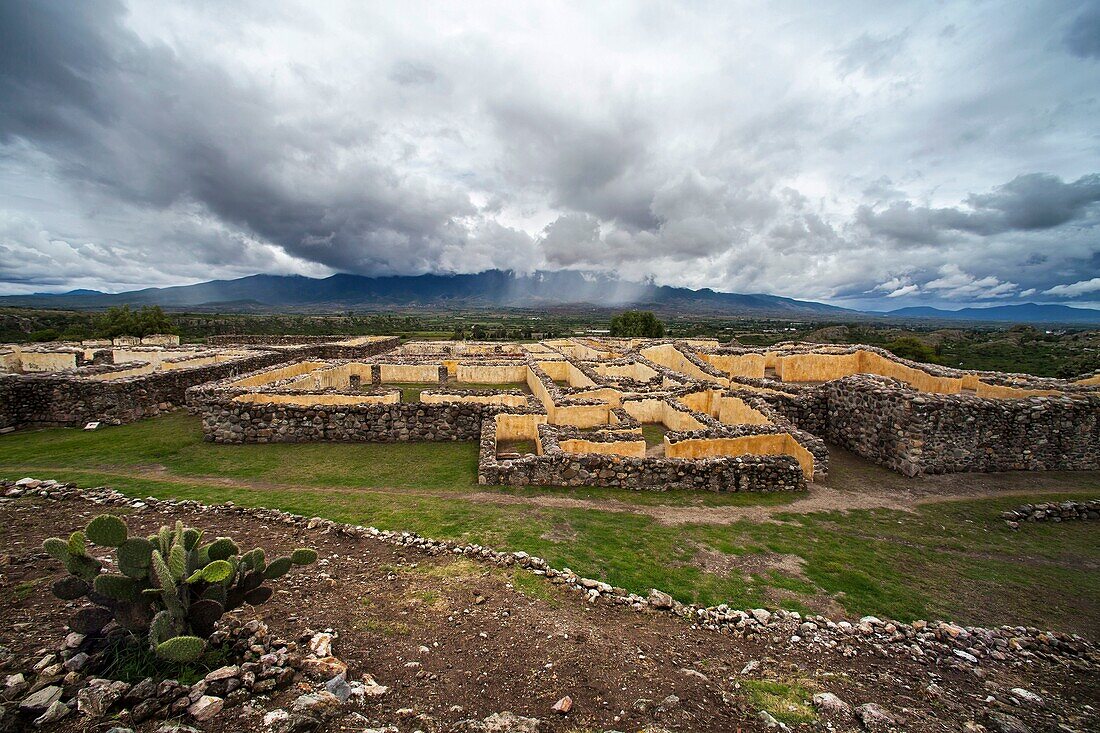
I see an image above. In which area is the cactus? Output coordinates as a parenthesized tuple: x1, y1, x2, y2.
(44, 513, 316, 665)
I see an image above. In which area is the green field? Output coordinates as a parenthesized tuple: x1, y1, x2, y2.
(2, 413, 1097, 635)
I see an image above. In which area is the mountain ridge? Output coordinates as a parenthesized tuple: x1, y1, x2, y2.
(2, 271, 1098, 323)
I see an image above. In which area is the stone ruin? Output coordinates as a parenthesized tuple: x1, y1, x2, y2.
(0, 336, 399, 432)
(181, 336, 1100, 491)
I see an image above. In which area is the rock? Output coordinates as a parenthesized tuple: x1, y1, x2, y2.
(63, 652, 89, 672)
(757, 710, 790, 730)
(3, 675, 24, 688)
(77, 679, 130, 718)
(812, 692, 853, 718)
(1008, 688, 1043, 707)
(856, 702, 897, 731)
(647, 589, 673, 609)
(204, 665, 240, 683)
(551, 696, 573, 714)
(360, 674, 389, 697)
(264, 709, 320, 733)
(987, 712, 1033, 733)
(291, 691, 341, 718)
(299, 656, 347, 679)
(751, 608, 772, 623)
(19, 686, 62, 713)
(740, 660, 760, 674)
(157, 724, 202, 733)
(324, 675, 352, 703)
(106, 728, 136, 733)
(308, 633, 333, 657)
(474, 711, 541, 732)
(187, 695, 224, 722)
(33, 700, 70, 726)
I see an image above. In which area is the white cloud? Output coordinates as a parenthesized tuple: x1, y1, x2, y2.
(1044, 277, 1100, 296)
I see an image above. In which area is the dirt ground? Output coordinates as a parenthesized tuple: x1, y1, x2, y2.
(1, 496, 1096, 733)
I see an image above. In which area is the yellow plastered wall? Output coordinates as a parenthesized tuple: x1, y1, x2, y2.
(494, 412, 548, 454)
(565, 362, 598, 388)
(229, 361, 327, 388)
(552, 402, 611, 428)
(1076, 373, 1100, 386)
(537, 360, 570, 382)
(559, 438, 646, 458)
(621, 398, 706, 431)
(593, 362, 658, 381)
(571, 388, 621, 408)
(666, 433, 814, 479)
(420, 392, 529, 407)
(162, 356, 219, 371)
(282, 362, 373, 390)
(677, 390, 719, 415)
(14, 351, 78, 372)
(456, 364, 529, 384)
(233, 392, 398, 406)
(89, 363, 157, 380)
(639, 344, 727, 385)
(379, 364, 442, 383)
(974, 382, 1059, 399)
(718, 397, 772, 425)
(701, 353, 766, 378)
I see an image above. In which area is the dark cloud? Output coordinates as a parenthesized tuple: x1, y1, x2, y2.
(1065, 3, 1100, 58)
(856, 174, 1100, 246)
(0, 1, 1098, 307)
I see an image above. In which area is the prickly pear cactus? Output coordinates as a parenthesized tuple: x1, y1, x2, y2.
(43, 513, 317, 664)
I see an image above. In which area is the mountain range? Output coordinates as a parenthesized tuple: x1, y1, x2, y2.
(1, 270, 1098, 324)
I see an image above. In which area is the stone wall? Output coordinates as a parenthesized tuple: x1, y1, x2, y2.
(477, 420, 805, 492)
(198, 397, 529, 444)
(0, 350, 293, 431)
(206, 335, 351, 346)
(824, 375, 1100, 476)
(1001, 500, 1100, 527)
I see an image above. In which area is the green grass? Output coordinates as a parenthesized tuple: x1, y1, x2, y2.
(741, 680, 816, 725)
(641, 424, 667, 446)
(2, 413, 1098, 634)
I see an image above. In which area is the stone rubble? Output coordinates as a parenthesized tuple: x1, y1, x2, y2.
(1001, 499, 1099, 528)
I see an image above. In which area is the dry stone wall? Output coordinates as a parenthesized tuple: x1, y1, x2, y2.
(0, 350, 292, 431)
(824, 375, 1100, 476)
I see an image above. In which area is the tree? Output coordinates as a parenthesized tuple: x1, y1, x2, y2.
(885, 336, 940, 364)
(95, 305, 178, 338)
(609, 311, 666, 337)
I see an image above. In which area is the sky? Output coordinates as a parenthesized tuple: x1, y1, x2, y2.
(0, 1, 1098, 310)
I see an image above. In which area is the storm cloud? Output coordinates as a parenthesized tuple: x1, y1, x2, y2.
(0, 0, 1098, 309)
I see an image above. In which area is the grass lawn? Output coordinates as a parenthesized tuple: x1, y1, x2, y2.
(2, 412, 1098, 635)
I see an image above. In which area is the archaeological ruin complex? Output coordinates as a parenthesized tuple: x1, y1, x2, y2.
(3, 335, 1098, 491)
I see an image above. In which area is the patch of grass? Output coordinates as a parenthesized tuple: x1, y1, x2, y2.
(356, 617, 412, 636)
(511, 569, 560, 606)
(2, 414, 1099, 633)
(98, 635, 233, 685)
(641, 424, 667, 446)
(13, 579, 42, 602)
(741, 679, 816, 725)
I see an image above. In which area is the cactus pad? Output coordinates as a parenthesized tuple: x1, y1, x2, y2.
(187, 599, 225, 638)
(199, 560, 233, 583)
(67, 531, 86, 556)
(182, 528, 202, 551)
(291, 548, 318, 565)
(70, 606, 113, 635)
(263, 557, 293, 580)
(156, 635, 206, 663)
(93, 573, 138, 602)
(117, 537, 154, 579)
(206, 538, 240, 562)
(43, 537, 70, 562)
(52, 576, 89, 600)
(243, 586, 274, 606)
(86, 514, 128, 547)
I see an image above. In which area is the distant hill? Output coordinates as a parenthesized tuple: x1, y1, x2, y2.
(0, 270, 856, 317)
(885, 303, 1100, 324)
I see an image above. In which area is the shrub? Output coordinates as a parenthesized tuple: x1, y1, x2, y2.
(44, 514, 316, 663)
